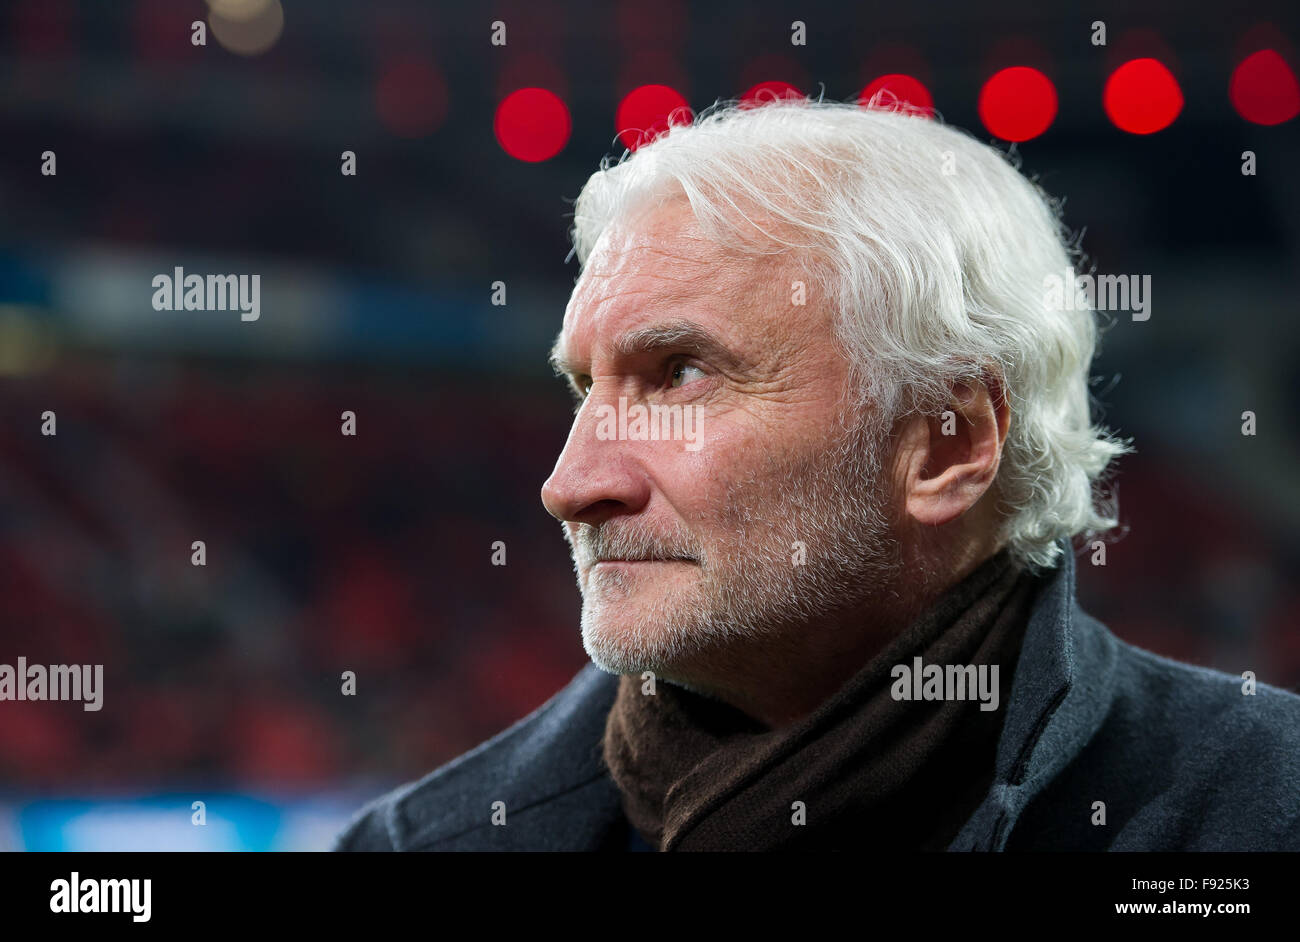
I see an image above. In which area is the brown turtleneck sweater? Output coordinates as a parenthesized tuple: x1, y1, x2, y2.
(601, 548, 1044, 851)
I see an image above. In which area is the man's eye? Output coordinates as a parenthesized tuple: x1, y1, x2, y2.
(669, 361, 706, 388)
(576, 376, 593, 397)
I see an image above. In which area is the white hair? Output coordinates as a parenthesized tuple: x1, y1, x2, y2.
(570, 98, 1133, 575)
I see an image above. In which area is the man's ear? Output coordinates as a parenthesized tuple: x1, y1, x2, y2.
(896, 375, 1009, 528)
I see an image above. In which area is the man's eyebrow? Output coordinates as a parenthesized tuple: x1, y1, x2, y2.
(549, 319, 743, 379)
(548, 335, 574, 378)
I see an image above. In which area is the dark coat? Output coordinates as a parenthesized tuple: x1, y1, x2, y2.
(333, 537, 1300, 851)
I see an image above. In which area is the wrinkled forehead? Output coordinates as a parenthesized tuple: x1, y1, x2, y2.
(566, 202, 718, 313)
(558, 200, 812, 364)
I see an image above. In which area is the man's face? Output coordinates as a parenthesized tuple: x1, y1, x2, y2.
(542, 199, 904, 682)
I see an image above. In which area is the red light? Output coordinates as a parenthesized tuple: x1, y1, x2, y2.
(1230, 49, 1300, 125)
(495, 88, 572, 162)
(978, 67, 1057, 141)
(616, 84, 692, 151)
(1103, 58, 1183, 134)
(618, 50, 689, 102)
(741, 80, 803, 106)
(858, 74, 934, 115)
(496, 52, 568, 102)
(375, 57, 449, 139)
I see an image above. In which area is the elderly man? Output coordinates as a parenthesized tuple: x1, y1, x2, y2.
(335, 100, 1300, 852)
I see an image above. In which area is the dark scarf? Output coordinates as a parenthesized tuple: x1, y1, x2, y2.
(601, 548, 1044, 851)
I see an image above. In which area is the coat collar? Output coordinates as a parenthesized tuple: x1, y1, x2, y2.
(393, 537, 1115, 850)
(948, 536, 1120, 850)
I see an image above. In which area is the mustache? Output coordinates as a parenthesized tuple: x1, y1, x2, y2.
(568, 520, 705, 568)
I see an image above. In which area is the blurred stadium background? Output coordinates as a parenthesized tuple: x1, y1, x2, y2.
(1, 0, 1298, 849)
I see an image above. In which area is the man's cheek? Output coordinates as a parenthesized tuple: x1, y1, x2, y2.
(685, 416, 774, 470)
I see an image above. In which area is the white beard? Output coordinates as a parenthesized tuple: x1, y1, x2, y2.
(565, 411, 905, 677)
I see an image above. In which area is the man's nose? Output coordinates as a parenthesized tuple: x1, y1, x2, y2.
(541, 399, 651, 526)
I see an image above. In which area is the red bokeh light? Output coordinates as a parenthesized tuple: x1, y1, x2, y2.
(1103, 58, 1183, 134)
(858, 73, 934, 115)
(1230, 49, 1300, 125)
(741, 80, 803, 106)
(495, 52, 568, 102)
(739, 53, 807, 103)
(375, 57, 449, 139)
(617, 49, 690, 100)
(978, 66, 1057, 141)
(1104, 29, 1181, 78)
(615, 84, 692, 151)
(495, 87, 572, 162)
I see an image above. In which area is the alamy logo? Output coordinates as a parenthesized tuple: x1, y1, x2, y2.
(0, 657, 103, 711)
(1043, 268, 1151, 321)
(594, 396, 703, 452)
(151, 266, 260, 321)
(890, 657, 1000, 711)
(50, 872, 151, 923)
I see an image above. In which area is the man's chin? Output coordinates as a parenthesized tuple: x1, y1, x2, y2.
(579, 600, 701, 678)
